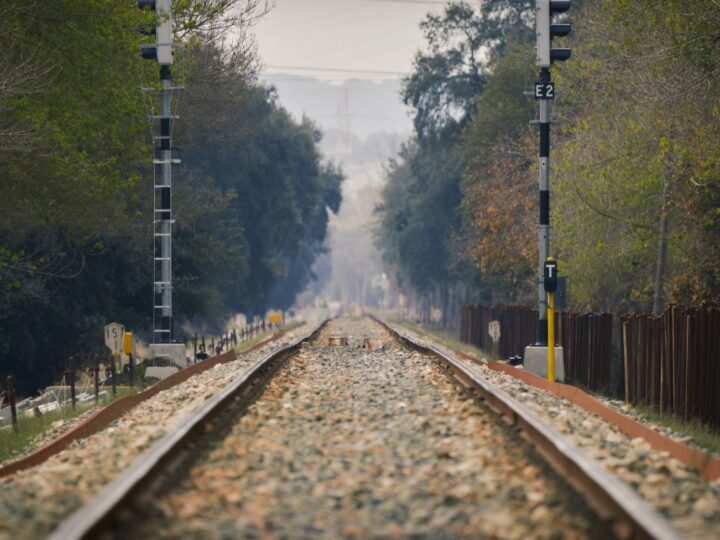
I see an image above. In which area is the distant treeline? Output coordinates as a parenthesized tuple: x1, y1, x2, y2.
(376, 1, 720, 319)
(0, 1, 343, 394)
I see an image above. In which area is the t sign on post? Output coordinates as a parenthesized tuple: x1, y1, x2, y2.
(544, 259, 558, 293)
(543, 258, 558, 382)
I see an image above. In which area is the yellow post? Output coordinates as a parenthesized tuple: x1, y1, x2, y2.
(123, 331, 133, 355)
(547, 291, 555, 382)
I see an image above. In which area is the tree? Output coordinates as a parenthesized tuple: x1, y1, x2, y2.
(552, 0, 720, 312)
(402, 0, 533, 138)
(0, 2, 343, 395)
(460, 42, 536, 301)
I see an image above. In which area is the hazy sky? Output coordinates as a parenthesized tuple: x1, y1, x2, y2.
(252, 0, 447, 81)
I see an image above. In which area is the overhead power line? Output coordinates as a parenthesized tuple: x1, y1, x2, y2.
(264, 65, 410, 76)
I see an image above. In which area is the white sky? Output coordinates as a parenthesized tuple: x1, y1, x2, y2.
(252, 0, 447, 81)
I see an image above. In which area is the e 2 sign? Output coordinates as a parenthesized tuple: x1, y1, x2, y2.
(534, 81, 555, 100)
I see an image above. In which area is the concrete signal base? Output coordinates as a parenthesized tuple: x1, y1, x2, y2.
(148, 343, 187, 368)
(523, 346, 565, 382)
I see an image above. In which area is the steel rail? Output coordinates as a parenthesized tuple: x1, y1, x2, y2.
(48, 319, 329, 540)
(374, 316, 684, 540)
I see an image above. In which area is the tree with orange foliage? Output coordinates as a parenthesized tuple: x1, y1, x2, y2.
(460, 42, 536, 302)
(462, 133, 536, 302)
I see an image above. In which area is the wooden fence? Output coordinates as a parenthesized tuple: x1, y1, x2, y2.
(621, 303, 720, 429)
(460, 304, 536, 359)
(460, 304, 613, 392)
(461, 302, 720, 429)
(558, 312, 614, 393)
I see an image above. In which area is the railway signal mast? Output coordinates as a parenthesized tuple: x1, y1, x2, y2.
(138, 0, 185, 367)
(525, 0, 571, 381)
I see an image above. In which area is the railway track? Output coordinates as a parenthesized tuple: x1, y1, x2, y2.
(49, 316, 682, 539)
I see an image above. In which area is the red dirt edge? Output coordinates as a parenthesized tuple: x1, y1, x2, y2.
(0, 332, 282, 479)
(458, 351, 720, 482)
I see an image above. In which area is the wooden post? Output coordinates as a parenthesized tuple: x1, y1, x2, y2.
(623, 319, 629, 403)
(68, 357, 77, 410)
(110, 353, 117, 397)
(128, 353, 135, 388)
(193, 333, 198, 363)
(7, 376, 18, 432)
(94, 357, 100, 403)
(548, 292, 555, 383)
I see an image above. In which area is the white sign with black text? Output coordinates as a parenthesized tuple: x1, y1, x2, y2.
(104, 322, 125, 354)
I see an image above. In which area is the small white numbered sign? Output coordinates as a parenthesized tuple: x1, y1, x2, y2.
(488, 320, 501, 342)
(104, 322, 125, 354)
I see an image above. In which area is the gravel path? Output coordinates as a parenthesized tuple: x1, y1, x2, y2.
(387, 320, 720, 539)
(119, 316, 609, 539)
(0, 323, 316, 540)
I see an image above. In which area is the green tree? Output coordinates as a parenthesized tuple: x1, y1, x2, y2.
(460, 42, 536, 301)
(377, 1, 534, 322)
(0, 2, 343, 395)
(553, 0, 720, 312)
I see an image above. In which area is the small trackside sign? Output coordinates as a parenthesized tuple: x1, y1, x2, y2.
(534, 81, 555, 99)
(488, 320, 501, 342)
(544, 259, 558, 292)
(104, 322, 125, 354)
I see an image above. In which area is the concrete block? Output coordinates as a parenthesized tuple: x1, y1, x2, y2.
(148, 343, 187, 369)
(524, 345, 565, 382)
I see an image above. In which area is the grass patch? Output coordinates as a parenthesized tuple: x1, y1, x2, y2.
(0, 386, 142, 464)
(633, 404, 720, 457)
(281, 321, 305, 334)
(0, 407, 82, 464)
(234, 331, 274, 354)
(234, 322, 304, 354)
(389, 319, 492, 360)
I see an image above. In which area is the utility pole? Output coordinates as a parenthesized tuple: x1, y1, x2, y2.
(524, 0, 572, 381)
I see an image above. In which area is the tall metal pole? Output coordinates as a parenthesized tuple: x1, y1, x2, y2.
(526, 0, 571, 378)
(536, 67, 551, 345)
(153, 65, 173, 343)
(141, 0, 185, 367)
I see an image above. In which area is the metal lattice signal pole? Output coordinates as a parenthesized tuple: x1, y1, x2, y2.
(138, 0, 179, 344)
(153, 65, 176, 343)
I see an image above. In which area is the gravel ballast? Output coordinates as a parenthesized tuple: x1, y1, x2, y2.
(0, 324, 315, 540)
(118, 317, 609, 539)
(387, 320, 720, 540)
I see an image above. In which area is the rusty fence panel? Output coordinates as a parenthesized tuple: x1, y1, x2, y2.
(621, 302, 720, 429)
(460, 304, 614, 393)
(557, 312, 614, 393)
(498, 304, 537, 359)
(462, 301, 719, 428)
